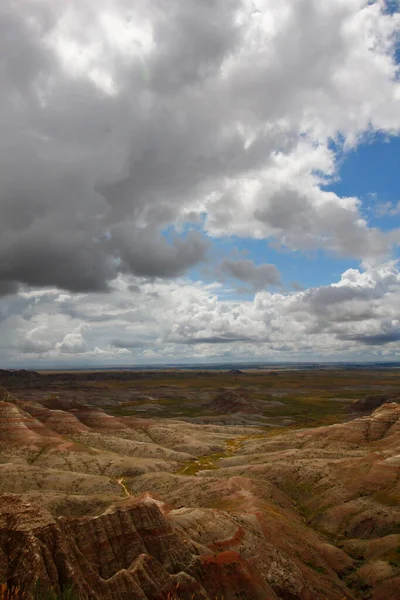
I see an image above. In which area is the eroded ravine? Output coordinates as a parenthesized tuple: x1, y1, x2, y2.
(177, 433, 267, 477)
(117, 477, 131, 497)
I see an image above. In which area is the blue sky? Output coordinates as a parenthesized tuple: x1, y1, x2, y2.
(327, 134, 400, 232)
(193, 236, 360, 293)
(190, 134, 400, 294)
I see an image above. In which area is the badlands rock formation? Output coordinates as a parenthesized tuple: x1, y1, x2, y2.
(0, 383, 399, 599)
(0, 493, 278, 600)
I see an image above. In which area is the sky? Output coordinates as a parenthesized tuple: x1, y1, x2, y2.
(1, 0, 400, 367)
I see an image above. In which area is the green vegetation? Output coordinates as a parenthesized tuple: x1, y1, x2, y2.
(0, 583, 79, 600)
(97, 367, 400, 427)
(26, 445, 50, 465)
(177, 451, 226, 476)
(176, 433, 264, 476)
(34, 585, 79, 600)
(305, 560, 326, 574)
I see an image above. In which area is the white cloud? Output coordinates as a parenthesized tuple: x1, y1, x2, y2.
(0, 262, 399, 366)
(57, 324, 88, 354)
(376, 200, 400, 216)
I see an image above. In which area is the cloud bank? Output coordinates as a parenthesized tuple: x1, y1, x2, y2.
(0, 262, 399, 366)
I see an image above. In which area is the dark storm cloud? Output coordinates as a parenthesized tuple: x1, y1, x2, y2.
(305, 285, 382, 320)
(0, 281, 19, 297)
(111, 339, 147, 349)
(128, 284, 142, 293)
(115, 228, 210, 278)
(291, 288, 379, 334)
(18, 338, 52, 354)
(340, 331, 400, 346)
(0, 0, 399, 296)
(144, 0, 243, 93)
(0, 0, 237, 292)
(219, 259, 281, 291)
(182, 333, 257, 345)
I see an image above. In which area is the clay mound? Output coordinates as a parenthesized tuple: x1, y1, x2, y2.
(0, 463, 121, 496)
(0, 401, 62, 446)
(70, 432, 193, 461)
(7, 398, 90, 435)
(261, 402, 400, 448)
(226, 404, 400, 462)
(350, 394, 400, 414)
(69, 407, 128, 431)
(207, 388, 258, 414)
(318, 402, 400, 445)
(170, 503, 353, 600)
(0, 493, 277, 600)
(39, 396, 86, 411)
(43, 409, 91, 434)
(210, 403, 400, 582)
(13, 398, 54, 421)
(127, 472, 298, 520)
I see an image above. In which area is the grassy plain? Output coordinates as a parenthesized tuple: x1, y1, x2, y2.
(88, 367, 400, 425)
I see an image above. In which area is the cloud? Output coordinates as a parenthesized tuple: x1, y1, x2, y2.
(375, 201, 400, 216)
(219, 259, 281, 291)
(341, 331, 400, 345)
(253, 186, 398, 259)
(0, 262, 399, 366)
(180, 333, 258, 345)
(112, 338, 148, 349)
(0, 0, 399, 294)
(142, 349, 162, 360)
(114, 228, 210, 278)
(19, 338, 53, 355)
(57, 325, 87, 354)
(0, 281, 19, 297)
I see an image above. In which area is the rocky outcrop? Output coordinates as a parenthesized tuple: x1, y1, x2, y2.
(207, 389, 259, 414)
(0, 493, 276, 600)
(0, 370, 41, 382)
(2, 378, 398, 600)
(209, 403, 400, 598)
(350, 394, 400, 414)
(0, 400, 63, 446)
